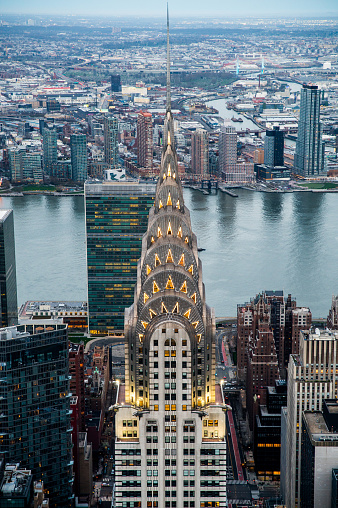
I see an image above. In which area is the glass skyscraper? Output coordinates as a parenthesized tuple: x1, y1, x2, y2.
(104, 114, 119, 167)
(85, 176, 155, 334)
(42, 128, 57, 176)
(294, 84, 324, 177)
(0, 323, 73, 507)
(70, 133, 88, 182)
(0, 209, 18, 328)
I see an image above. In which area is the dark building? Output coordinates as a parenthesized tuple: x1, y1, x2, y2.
(85, 176, 156, 334)
(332, 469, 338, 508)
(69, 342, 86, 432)
(0, 210, 18, 328)
(0, 323, 73, 507)
(254, 163, 291, 182)
(137, 110, 153, 171)
(46, 99, 61, 113)
(253, 380, 287, 481)
(110, 74, 122, 93)
(264, 126, 284, 167)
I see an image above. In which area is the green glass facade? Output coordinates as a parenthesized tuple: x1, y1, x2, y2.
(0, 210, 18, 328)
(85, 179, 155, 334)
(0, 324, 73, 507)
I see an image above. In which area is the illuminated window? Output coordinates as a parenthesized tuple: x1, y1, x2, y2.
(183, 309, 191, 319)
(167, 192, 172, 206)
(185, 237, 189, 243)
(166, 249, 174, 264)
(176, 199, 180, 209)
(182, 405, 187, 411)
(159, 200, 163, 209)
(155, 254, 161, 267)
(154, 405, 159, 411)
(191, 321, 199, 329)
(180, 281, 187, 293)
(167, 164, 171, 177)
(165, 404, 170, 411)
(188, 264, 193, 274)
(144, 292, 149, 303)
(153, 281, 160, 294)
(158, 227, 162, 238)
(142, 321, 149, 329)
(172, 302, 179, 314)
(171, 405, 176, 411)
(191, 293, 197, 303)
(149, 309, 157, 319)
(177, 227, 182, 238)
(166, 276, 174, 290)
(151, 236, 155, 243)
(167, 221, 173, 235)
(178, 253, 185, 266)
(165, 350, 170, 357)
(162, 302, 169, 314)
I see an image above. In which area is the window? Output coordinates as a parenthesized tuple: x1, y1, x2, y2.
(182, 362, 187, 368)
(165, 404, 170, 411)
(171, 405, 176, 411)
(154, 405, 159, 411)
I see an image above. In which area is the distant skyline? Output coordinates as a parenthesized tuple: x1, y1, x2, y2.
(1, 0, 338, 17)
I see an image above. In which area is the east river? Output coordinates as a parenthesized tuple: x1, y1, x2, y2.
(1, 189, 337, 319)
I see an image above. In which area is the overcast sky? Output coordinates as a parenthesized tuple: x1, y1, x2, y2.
(1, 0, 338, 17)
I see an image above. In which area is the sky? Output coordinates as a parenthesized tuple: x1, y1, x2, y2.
(1, 0, 338, 18)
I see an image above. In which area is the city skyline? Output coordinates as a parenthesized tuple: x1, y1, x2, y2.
(2, 0, 338, 17)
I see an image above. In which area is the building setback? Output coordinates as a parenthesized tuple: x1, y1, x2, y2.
(0, 323, 73, 507)
(85, 176, 155, 334)
(0, 209, 18, 328)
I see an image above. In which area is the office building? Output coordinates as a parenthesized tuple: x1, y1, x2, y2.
(137, 111, 153, 171)
(70, 133, 87, 182)
(327, 295, 338, 329)
(301, 401, 338, 508)
(46, 99, 61, 113)
(104, 114, 119, 168)
(111, 74, 122, 93)
(85, 171, 155, 334)
(0, 323, 73, 507)
(114, 16, 227, 507)
(264, 126, 284, 167)
(219, 124, 237, 172)
(0, 210, 18, 328)
(191, 128, 209, 176)
(283, 329, 338, 508)
(294, 84, 324, 177)
(43, 128, 57, 175)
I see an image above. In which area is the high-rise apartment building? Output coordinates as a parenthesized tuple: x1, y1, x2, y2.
(20, 152, 43, 181)
(8, 148, 22, 182)
(264, 126, 284, 167)
(43, 128, 57, 175)
(282, 329, 338, 507)
(0, 323, 73, 507)
(191, 129, 209, 176)
(114, 17, 227, 507)
(219, 124, 237, 172)
(0, 209, 18, 328)
(327, 295, 338, 329)
(104, 114, 119, 167)
(85, 172, 156, 334)
(294, 84, 324, 177)
(137, 111, 153, 171)
(70, 133, 87, 182)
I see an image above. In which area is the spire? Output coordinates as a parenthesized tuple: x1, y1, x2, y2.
(166, 3, 171, 112)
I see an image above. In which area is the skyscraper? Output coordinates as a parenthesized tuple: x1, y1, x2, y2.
(111, 74, 122, 93)
(85, 172, 156, 334)
(218, 124, 237, 172)
(0, 323, 74, 507)
(294, 84, 324, 177)
(282, 329, 338, 507)
(0, 209, 18, 327)
(191, 129, 209, 176)
(114, 12, 227, 508)
(43, 128, 57, 175)
(70, 133, 87, 182)
(264, 126, 284, 167)
(104, 114, 119, 167)
(137, 110, 153, 171)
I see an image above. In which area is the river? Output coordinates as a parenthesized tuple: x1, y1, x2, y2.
(0, 190, 337, 319)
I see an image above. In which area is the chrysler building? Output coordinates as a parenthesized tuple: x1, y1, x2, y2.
(113, 8, 227, 507)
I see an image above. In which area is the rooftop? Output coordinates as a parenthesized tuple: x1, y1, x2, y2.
(0, 209, 11, 222)
(0, 463, 32, 499)
(303, 411, 338, 446)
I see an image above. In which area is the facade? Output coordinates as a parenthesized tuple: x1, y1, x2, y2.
(0, 210, 18, 328)
(114, 22, 227, 507)
(294, 84, 324, 177)
(264, 126, 284, 167)
(8, 149, 22, 182)
(191, 129, 209, 176)
(218, 124, 237, 172)
(283, 329, 338, 508)
(70, 133, 87, 182)
(301, 405, 338, 508)
(104, 114, 119, 167)
(20, 152, 43, 182)
(137, 111, 153, 171)
(85, 176, 155, 334)
(111, 74, 122, 93)
(223, 162, 255, 183)
(69, 342, 86, 432)
(0, 323, 73, 507)
(42, 128, 57, 175)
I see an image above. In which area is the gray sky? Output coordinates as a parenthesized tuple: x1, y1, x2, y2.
(1, 0, 338, 17)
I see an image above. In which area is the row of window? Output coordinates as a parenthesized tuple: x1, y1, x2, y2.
(153, 404, 190, 411)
